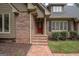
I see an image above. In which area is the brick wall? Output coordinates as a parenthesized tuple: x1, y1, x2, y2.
(15, 12, 30, 44)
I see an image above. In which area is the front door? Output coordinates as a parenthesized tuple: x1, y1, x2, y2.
(35, 19, 44, 34)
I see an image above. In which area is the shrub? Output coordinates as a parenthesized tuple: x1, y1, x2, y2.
(51, 31, 78, 40)
(52, 32, 60, 40)
(69, 31, 77, 40)
(52, 31, 68, 40)
(59, 31, 68, 40)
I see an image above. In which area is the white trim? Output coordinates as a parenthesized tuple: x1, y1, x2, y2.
(51, 21, 68, 31)
(44, 17, 47, 35)
(52, 6, 63, 12)
(9, 13, 10, 33)
(51, 30, 68, 32)
(30, 13, 32, 44)
(2, 13, 4, 32)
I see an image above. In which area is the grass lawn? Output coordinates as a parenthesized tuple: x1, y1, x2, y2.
(48, 40, 79, 53)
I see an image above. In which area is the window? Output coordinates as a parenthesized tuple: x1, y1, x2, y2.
(0, 14, 10, 33)
(60, 22, 63, 30)
(0, 14, 2, 32)
(50, 21, 68, 31)
(52, 6, 62, 12)
(49, 21, 51, 31)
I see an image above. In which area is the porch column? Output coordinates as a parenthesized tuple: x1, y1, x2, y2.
(30, 13, 32, 44)
(44, 16, 47, 35)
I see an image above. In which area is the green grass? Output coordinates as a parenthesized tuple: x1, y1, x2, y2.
(48, 40, 79, 53)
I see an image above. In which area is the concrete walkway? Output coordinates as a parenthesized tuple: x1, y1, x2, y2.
(27, 45, 53, 56)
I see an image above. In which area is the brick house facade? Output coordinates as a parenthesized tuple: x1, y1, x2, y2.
(1, 3, 79, 45)
(0, 3, 50, 44)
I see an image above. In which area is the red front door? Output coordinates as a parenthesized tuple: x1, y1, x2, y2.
(35, 19, 43, 34)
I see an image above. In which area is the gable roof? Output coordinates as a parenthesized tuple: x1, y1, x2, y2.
(48, 3, 79, 19)
(9, 3, 50, 16)
(39, 3, 50, 16)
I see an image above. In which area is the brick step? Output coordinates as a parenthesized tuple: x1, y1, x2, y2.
(32, 43, 48, 45)
(32, 39, 47, 41)
(32, 41, 47, 43)
(32, 38, 47, 40)
(32, 35, 48, 45)
(32, 40, 48, 45)
(32, 40, 47, 43)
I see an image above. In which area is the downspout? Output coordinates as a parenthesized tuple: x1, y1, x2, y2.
(30, 12, 32, 44)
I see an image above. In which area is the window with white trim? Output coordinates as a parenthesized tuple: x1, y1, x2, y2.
(0, 13, 10, 33)
(51, 21, 68, 31)
(52, 6, 63, 12)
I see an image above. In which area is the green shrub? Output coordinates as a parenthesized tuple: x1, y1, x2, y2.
(69, 31, 77, 40)
(52, 32, 60, 40)
(52, 31, 68, 40)
(59, 31, 68, 40)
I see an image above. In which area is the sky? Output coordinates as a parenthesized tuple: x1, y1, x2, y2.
(45, 3, 74, 6)
(67, 3, 74, 6)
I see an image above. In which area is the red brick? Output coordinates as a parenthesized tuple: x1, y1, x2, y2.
(15, 13, 30, 44)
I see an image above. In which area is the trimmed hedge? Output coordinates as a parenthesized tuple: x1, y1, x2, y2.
(51, 31, 78, 40)
(52, 32, 60, 40)
(59, 31, 68, 40)
(52, 31, 68, 40)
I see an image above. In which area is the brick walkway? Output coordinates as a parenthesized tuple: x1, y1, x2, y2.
(0, 43, 52, 56)
(0, 43, 31, 56)
(27, 45, 53, 56)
